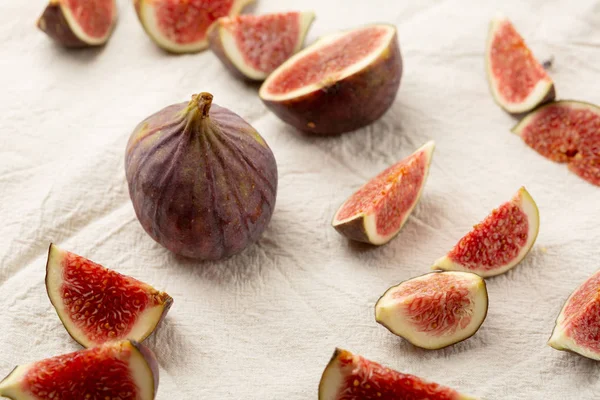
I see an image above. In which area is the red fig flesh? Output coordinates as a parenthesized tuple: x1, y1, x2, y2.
(134, 0, 253, 53)
(319, 348, 477, 400)
(0, 340, 159, 400)
(332, 141, 434, 245)
(37, 0, 117, 47)
(432, 187, 539, 277)
(549, 269, 600, 360)
(486, 16, 554, 114)
(512, 100, 600, 187)
(376, 272, 488, 350)
(46, 244, 173, 348)
(259, 24, 402, 135)
(209, 12, 316, 81)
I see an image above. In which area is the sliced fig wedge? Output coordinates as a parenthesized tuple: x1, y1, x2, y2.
(0, 340, 158, 400)
(376, 271, 488, 350)
(134, 0, 253, 53)
(319, 348, 478, 399)
(37, 0, 117, 47)
(512, 100, 600, 187)
(432, 187, 540, 277)
(259, 23, 402, 135)
(485, 16, 555, 115)
(548, 269, 600, 360)
(332, 141, 434, 245)
(209, 12, 316, 81)
(46, 244, 173, 348)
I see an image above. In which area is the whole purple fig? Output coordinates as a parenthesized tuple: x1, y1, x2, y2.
(125, 92, 278, 260)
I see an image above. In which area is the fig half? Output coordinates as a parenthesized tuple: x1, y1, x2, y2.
(376, 271, 488, 350)
(548, 269, 600, 360)
(209, 12, 316, 81)
(37, 0, 117, 47)
(46, 244, 173, 348)
(319, 348, 477, 399)
(134, 0, 253, 53)
(259, 23, 402, 135)
(485, 16, 555, 115)
(512, 100, 600, 187)
(0, 340, 159, 400)
(332, 141, 434, 245)
(432, 187, 540, 277)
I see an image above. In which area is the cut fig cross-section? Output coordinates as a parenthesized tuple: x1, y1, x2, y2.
(432, 187, 540, 278)
(0, 340, 159, 400)
(134, 0, 253, 53)
(332, 141, 434, 245)
(46, 244, 173, 348)
(512, 100, 600, 187)
(549, 269, 600, 360)
(259, 23, 402, 135)
(375, 271, 488, 350)
(209, 12, 316, 81)
(37, 0, 118, 47)
(319, 348, 477, 400)
(486, 16, 555, 114)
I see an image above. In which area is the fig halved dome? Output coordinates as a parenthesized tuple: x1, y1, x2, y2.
(432, 187, 540, 277)
(209, 11, 316, 81)
(46, 244, 173, 348)
(375, 271, 488, 350)
(486, 16, 555, 114)
(332, 141, 434, 245)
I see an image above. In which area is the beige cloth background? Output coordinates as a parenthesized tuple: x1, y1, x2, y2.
(1, 0, 600, 398)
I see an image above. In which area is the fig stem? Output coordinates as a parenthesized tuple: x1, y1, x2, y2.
(193, 92, 213, 118)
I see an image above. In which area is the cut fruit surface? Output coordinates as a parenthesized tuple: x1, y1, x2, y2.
(37, 0, 117, 47)
(512, 100, 600, 187)
(486, 16, 554, 114)
(332, 141, 434, 245)
(135, 0, 253, 53)
(319, 348, 477, 400)
(376, 272, 488, 350)
(549, 269, 600, 360)
(46, 244, 173, 348)
(0, 340, 159, 400)
(259, 23, 402, 134)
(209, 12, 315, 80)
(432, 187, 539, 277)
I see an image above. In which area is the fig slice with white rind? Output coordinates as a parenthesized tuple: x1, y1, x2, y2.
(485, 15, 555, 114)
(548, 269, 600, 360)
(319, 348, 478, 400)
(0, 340, 159, 400)
(134, 0, 253, 53)
(332, 141, 434, 245)
(432, 187, 539, 278)
(46, 244, 173, 348)
(208, 12, 316, 81)
(376, 271, 488, 350)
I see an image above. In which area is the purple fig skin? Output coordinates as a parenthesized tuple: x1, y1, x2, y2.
(36, 2, 88, 48)
(207, 24, 253, 82)
(125, 93, 278, 260)
(333, 217, 370, 243)
(131, 341, 160, 398)
(260, 26, 402, 135)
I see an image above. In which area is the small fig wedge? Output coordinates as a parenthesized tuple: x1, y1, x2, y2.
(46, 244, 173, 348)
(0, 340, 159, 400)
(319, 348, 478, 399)
(485, 16, 554, 115)
(37, 0, 117, 47)
(376, 271, 488, 350)
(209, 12, 316, 81)
(549, 269, 600, 360)
(259, 23, 402, 135)
(332, 141, 434, 245)
(432, 187, 540, 277)
(512, 100, 600, 187)
(134, 0, 253, 53)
